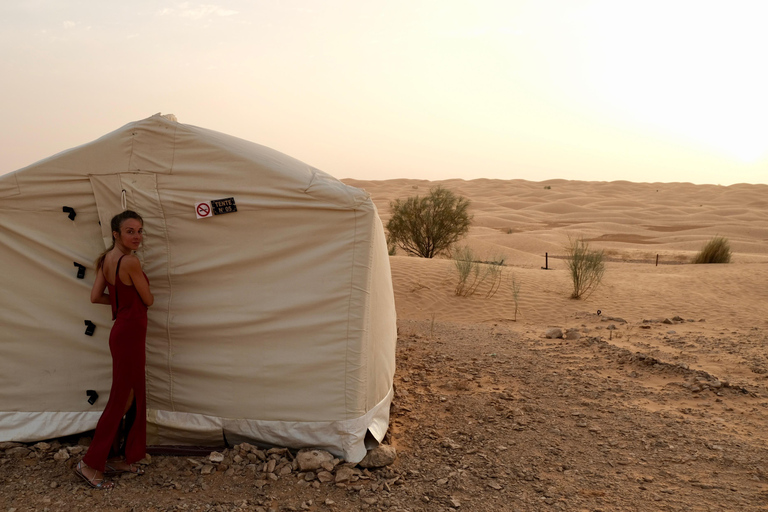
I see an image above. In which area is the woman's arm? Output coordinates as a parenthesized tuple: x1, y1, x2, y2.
(122, 256, 154, 307)
(90, 267, 110, 305)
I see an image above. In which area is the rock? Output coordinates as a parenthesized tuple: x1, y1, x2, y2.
(6, 447, 31, 458)
(265, 458, 277, 473)
(317, 471, 334, 483)
(441, 438, 461, 450)
(335, 466, 355, 483)
(296, 449, 334, 472)
(67, 446, 85, 455)
(209, 451, 225, 463)
(544, 328, 563, 339)
(564, 329, 581, 340)
(662, 318, 673, 324)
(0, 442, 23, 451)
(201, 464, 215, 475)
(359, 445, 397, 468)
(238, 442, 255, 453)
(33, 442, 51, 452)
(53, 449, 70, 461)
(450, 497, 461, 508)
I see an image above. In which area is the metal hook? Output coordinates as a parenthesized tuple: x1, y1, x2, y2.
(121, 189, 127, 210)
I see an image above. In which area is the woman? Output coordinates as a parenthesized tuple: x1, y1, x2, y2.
(74, 210, 154, 489)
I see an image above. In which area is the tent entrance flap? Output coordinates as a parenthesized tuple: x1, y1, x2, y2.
(88, 172, 175, 414)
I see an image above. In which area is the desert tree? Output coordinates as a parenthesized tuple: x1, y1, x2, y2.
(386, 186, 472, 258)
(566, 236, 605, 299)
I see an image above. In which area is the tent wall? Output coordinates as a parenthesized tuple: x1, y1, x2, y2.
(0, 114, 396, 461)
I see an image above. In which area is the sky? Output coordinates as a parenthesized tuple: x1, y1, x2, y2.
(1, 1, 767, 185)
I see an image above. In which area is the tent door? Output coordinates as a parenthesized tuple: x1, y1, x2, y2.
(88, 172, 174, 410)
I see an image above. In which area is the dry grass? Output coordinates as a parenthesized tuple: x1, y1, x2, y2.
(692, 236, 732, 264)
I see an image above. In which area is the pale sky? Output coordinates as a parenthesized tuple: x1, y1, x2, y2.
(2, 1, 767, 184)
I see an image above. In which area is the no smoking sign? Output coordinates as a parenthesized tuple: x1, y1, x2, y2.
(195, 201, 213, 219)
(195, 197, 237, 219)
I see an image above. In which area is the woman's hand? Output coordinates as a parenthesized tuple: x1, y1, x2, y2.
(90, 266, 110, 305)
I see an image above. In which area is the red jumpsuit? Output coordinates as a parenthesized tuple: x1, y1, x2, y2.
(83, 255, 148, 471)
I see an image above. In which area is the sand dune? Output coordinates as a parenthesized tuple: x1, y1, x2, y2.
(344, 178, 768, 329)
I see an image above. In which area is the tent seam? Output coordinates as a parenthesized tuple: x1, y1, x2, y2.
(344, 208, 359, 422)
(168, 123, 177, 174)
(157, 182, 176, 411)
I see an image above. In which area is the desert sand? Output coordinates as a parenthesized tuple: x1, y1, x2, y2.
(346, 178, 768, 328)
(2, 178, 768, 511)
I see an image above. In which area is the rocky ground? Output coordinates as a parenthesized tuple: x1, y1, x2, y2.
(2, 315, 768, 511)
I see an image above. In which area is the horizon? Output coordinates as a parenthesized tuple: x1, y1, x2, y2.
(1, 1, 766, 186)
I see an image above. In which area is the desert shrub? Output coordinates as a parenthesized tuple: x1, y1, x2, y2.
(387, 239, 397, 256)
(510, 273, 521, 321)
(566, 236, 605, 299)
(453, 246, 504, 298)
(692, 236, 731, 264)
(483, 257, 504, 299)
(386, 186, 472, 258)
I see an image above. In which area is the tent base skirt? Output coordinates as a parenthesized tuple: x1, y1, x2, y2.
(148, 386, 394, 463)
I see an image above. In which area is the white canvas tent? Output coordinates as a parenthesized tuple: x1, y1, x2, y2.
(0, 113, 396, 462)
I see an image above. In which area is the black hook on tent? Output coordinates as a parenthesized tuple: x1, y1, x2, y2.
(74, 262, 86, 279)
(62, 206, 76, 221)
(84, 320, 96, 336)
(86, 390, 99, 405)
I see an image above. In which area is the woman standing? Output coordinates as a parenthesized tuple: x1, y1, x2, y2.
(74, 210, 153, 489)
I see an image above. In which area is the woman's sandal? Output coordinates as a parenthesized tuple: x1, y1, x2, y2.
(73, 461, 115, 490)
(104, 459, 145, 476)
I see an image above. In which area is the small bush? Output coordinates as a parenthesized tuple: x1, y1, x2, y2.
(453, 246, 504, 298)
(387, 239, 397, 256)
(510, 274, 521, 321)
(386, 186, 472, 258)
(692, 236, 731, 264)
(566, 236, 605, 299)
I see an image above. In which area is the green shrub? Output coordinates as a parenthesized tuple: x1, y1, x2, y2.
(566, 236, 605, 299)
(692, 236, 731, 264)
(386, 186, 472, 258)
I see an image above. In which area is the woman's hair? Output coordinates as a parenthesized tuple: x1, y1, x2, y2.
(95, 210, 144, 270)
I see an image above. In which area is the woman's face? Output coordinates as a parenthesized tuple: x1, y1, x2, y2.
(114, 219, 144, 251)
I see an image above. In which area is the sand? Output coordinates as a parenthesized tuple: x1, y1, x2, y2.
(344, 178, 768, 329)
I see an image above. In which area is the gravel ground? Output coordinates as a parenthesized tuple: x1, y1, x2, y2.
(2, 316, 768, 511)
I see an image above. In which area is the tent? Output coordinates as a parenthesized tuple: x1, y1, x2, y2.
(0, 114, 396, 462)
